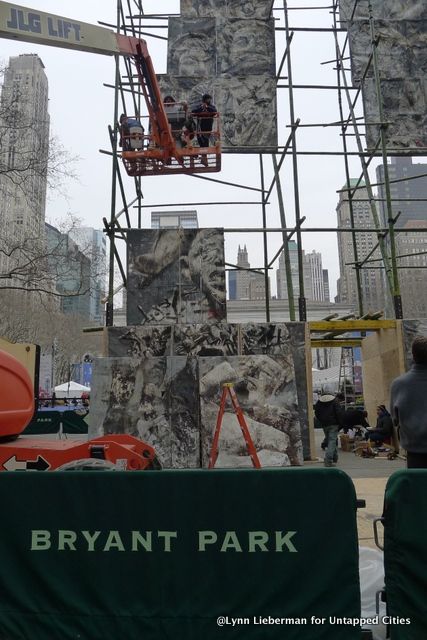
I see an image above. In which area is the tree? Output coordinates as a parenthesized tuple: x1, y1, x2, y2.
(0, 61, 77, 207)
(0, 59, 88, 301)
(0, 214, 106, 307)
(0, 293, 103, 385)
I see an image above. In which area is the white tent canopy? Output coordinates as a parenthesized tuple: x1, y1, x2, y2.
(312, 365, 341, 394)
(54, 381, 90, 399)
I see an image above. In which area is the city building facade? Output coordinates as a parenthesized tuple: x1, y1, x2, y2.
(231, 245, 268, 301)
(376, 157, 427, 227)
(376, 157, 427, 318)
(69, 227, 107, 324)
(396, 221, 427, 318)
(336, 180, 386, 313)
(46, 223, 91, 321)
(0, 54, 49, 292)
(151, 210, 198, 229)
(276, 244, 329, 303)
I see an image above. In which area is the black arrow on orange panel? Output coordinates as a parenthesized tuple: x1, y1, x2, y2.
(3, 456, 50, 471)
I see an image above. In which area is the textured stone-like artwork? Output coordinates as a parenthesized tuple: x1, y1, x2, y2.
(240, 322, 292, 355)
(159, 75, 277, 150)
(339, 0, 426, 22)
(199, 355, 303, 468)
(126, 228, 226, 325)
(106, 326, 172, 357)
(402, 320, 427, 369)
(181, 0, 272, 19)
(167, 18, 217, 77)
(241, 322, 310, 459)
(157, 0, 277, 152)
(89, 356, 200, 468)
(173, 323, 239, 356)
(216, 18, 275, 76)
(339, 2, 427, 151)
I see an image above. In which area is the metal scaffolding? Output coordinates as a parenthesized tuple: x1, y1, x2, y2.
(104, 0, 427, 326)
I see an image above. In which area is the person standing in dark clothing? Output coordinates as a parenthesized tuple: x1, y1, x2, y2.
(390, 336, 427, 468)
(192, 93, 217, 164)
(315, 393, 345, 467)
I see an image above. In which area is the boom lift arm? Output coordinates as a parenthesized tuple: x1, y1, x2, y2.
(0, 2, 221, 175)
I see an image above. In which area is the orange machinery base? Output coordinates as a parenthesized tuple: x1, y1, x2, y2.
(0, 434, 157, 471)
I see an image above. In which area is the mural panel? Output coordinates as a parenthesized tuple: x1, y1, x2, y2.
(126, 228, 226, 325)
(89, 356, 200, 468)
(167, 18, 217, 77)
(339, 2, 427, 151)
(216, 18, 275, 76)
(173, 323, 239, 356)
(199, 355, 304, 468)
(240, 322, 310, 459)
(339, 0, 427, 22)
(180, 0, 273, 19)
(106, 326, 172, 358)
(158, 75, 277, 150)
(402, 320, 427, 369)
(158, 2, 277, 152)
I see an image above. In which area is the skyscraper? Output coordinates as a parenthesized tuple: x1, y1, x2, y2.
(69, 227, 107, 324)
(151, 210, 198, 228)
(233, 245, 268, 301)
(304, 250, 325, 301)
(322, 269, 330, 303)
(276, 243, 327, 302)
(235, 245, 251, 300)
(0, 54, 49, 294)
(276, 241, 299, 301)
(376, 157, 427, 227)
(376, 157, 427, 318)
(395, 221, 427, 318)
(45, 223, 91, 321)
(336, 180, 386, 313)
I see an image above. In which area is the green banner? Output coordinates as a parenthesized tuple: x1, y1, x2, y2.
(0, 469, 361, 639)
(384, 470, 427, 639)
(23, 411, 88, 435)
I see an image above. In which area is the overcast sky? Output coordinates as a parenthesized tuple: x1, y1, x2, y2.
(1, 0, 387, 299)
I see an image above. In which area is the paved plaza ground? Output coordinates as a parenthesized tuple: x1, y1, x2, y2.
(309, 430, 405, 549)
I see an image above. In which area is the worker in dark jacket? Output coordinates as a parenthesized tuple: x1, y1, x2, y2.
(192, 93, 217, 165)
(315, 393, 345, 467)
(342, 408, 370, 433)
(366, 405, 393, 444)
(390, 336, 427, 468)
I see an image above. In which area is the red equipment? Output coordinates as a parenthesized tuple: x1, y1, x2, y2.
(0, 348, 159, 471)
(0, 3, 221, 176)
(209, 383, 261, 469)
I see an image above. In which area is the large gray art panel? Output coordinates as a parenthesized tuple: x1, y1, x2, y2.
(339, 2, 427, 151)
(181, 0, 273, 19)
(199, 355, 304, 468)
(127, 228, 226, 325)
(167, 18, 217, 77)
(106, 326, 172, 357)
(173, 323, 239, 356)
(402, 320, 427, 369)
(158, 2, 277, 152)
(216, 18, 275, 76)
(90, 356, 200, 468)
(240, 322, 310, 459)
(339, 1, 427, 22)
(158, 75, 277, 149)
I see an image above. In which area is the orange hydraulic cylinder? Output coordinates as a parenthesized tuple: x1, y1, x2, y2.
(0, 349, 34, 438)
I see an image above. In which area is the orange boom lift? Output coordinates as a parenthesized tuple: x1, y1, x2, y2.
(0, 2, 221, 176)
(0, 349, 159, 471)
